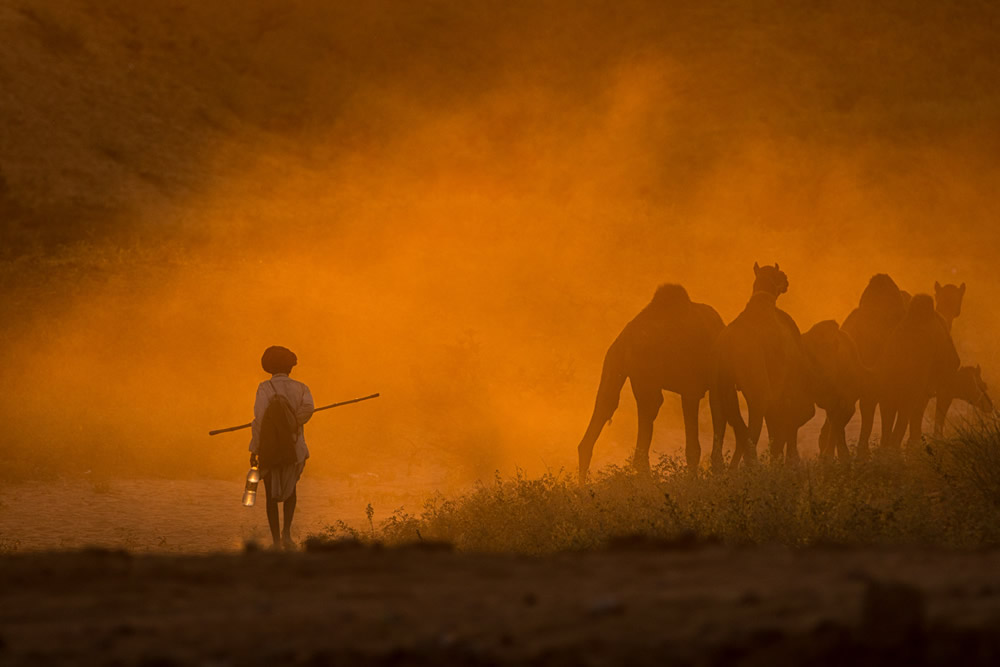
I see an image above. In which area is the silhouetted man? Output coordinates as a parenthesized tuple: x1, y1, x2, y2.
(249, 345, 314, 549)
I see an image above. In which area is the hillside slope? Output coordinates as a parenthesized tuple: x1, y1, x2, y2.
(2, 0, 999, 251)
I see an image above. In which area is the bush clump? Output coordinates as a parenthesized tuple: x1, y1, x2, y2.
(311, 417, 1000, 554)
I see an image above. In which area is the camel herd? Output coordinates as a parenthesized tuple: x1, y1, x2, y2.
(577, 264, 994, 481)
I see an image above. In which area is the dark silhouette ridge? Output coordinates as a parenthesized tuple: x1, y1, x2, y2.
(714, 264, 813, 468)
(577, 284, 725, 482)
(877, 294, 960, 450)
(6, 1, 1000, 253)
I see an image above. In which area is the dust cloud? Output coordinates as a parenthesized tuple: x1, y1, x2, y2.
(1, 0, 999, 484)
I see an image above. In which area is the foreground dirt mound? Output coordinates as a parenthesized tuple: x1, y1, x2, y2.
(2, 545, 999, 665)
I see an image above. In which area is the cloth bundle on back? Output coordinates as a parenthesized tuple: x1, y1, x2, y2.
(259, 380, 300, 468)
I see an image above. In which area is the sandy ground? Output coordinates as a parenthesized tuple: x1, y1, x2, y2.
(0, 476, 438, 553)
(0, 408, 928, 554)
(1, 544, 999, 665)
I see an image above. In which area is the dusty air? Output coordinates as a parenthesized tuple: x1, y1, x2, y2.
(1, 1, 1000, 664)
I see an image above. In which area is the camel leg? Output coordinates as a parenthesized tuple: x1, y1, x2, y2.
(786, 427, 800, 465)
(577, 417, 603, 485)
(741, 397, 765, 467)
(709, 386, 726, 473)
(934, 396, 954, 437)
(681, 393, 702, 472)
(726, 397, 752, 470)
(720, 381, 749, 470)
(767, 416, 784, 464)
(879, 402, 898, 448)
(577, 346, 628, 483)
(632, 384, 663, 475)
(883, 399, 906, 450)
(857, 396, 876, 461)
(907, 397, 930, 449)
(818, 416, 833, 462)
(832, 410, 852, 462)
(832, 423, 850, 461)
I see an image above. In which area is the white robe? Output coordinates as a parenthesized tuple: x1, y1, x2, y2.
(248, 373, 314, 501)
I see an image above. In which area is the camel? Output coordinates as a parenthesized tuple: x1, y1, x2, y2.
(877, 294, 960, 450)
(840, 274, 908, 458)
(715, 264, 813, 467)
(839, 277, 966, 454)
(750, 263, 816, 463)
(934, 281, 965, 332)
(802, 320, 865, 461)
(577, 284, 725, 482)
(934, 365, 993, 436)
(887, 281, 967, 439)
(750, 262, 798, 334)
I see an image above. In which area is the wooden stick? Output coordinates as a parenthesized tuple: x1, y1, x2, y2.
(208, 393, 380, 436)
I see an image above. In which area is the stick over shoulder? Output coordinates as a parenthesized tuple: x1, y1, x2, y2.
(208, 393, 380, 436)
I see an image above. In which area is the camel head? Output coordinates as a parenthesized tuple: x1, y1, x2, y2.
(752, 262, 788, 297)
(934, 281, 965, 322)
(954, 364, 993, 413)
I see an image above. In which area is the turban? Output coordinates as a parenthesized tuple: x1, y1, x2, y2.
(261, 346, 298, 374)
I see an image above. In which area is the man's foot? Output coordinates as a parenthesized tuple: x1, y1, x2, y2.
(282, 534, 297, 551)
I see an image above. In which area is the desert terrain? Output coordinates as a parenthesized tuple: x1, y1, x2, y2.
(3, 544, 1000, 665)
(3, 1, 1000, 664)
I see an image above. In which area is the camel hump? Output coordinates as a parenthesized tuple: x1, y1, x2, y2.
(905, 293, 936, 322)
(859, 273, 904, 312)
(802, 319, 839, 354)
(649, 283, 691, 310)
(808, 319, 840, 338)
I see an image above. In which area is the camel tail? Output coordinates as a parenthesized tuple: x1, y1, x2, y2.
(578, 339, 629, 482)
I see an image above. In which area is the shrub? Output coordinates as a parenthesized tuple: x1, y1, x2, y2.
(312, 417, 1000, 554)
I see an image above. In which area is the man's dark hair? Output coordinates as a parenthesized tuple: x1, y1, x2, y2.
(261, 346, 297, 374)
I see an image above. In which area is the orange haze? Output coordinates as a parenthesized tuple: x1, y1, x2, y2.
(1, 0, 999, 483)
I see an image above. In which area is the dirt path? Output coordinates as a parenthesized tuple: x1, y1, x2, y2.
(2, 545, 999, 665)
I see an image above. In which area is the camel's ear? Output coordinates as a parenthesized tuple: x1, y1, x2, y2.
(753, 262, 760, 275)
(960, 282, 966, 295)
(934, 281, 942, 292)
(976, 364, 982, 374)
(775, 262, 780, 271)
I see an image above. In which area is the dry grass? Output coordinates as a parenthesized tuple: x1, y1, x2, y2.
(311, 417, 1000, 554)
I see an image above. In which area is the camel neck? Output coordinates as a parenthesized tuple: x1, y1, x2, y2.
(936, 307, 954, 332)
